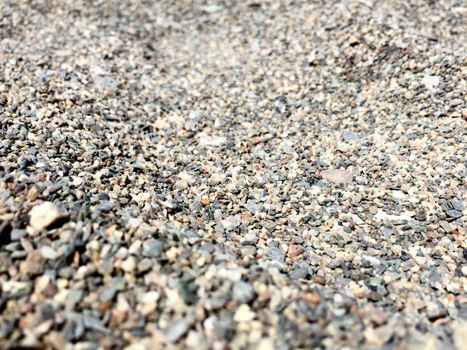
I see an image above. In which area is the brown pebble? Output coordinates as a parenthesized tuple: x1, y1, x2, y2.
(110, 310, 128, 328)
(315, 276, 326, 285)
(288, 245, 305, 257)
(303, 292, 321, 306)
(21, 250, 45, 275)
(369, 206, 378, 215)
(369, 307, 389, 326)
(42, 283, 59, 298)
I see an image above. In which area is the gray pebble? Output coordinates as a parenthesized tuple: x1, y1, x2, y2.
(166, 319, 190, 343)
(232, 281, 256, 304)
(99, 287, 117, 303)
(142, 239, 164, 258)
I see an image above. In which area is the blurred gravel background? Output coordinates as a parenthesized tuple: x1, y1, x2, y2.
(0, 0, 466, 349)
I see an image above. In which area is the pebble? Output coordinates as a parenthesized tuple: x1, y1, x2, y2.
(234, 304, 256, 322)
(142, 239, 164, 258)
(29, 202, 64, 231)
(446, 210, 462, 219)
(198, 135, 227, 147)
(422, 75, 441, 90)
(40, 245, 57, 260)
(121, 256, 136, 273)
(232, 281, 256, 304)
(99, 287, 117, 303)
(166, 320, 190, 343)
(267, 247, 285, 263)
(426, 301, 448, 321)
(320, 169, 353, 185)
(343, 131, 359, 142)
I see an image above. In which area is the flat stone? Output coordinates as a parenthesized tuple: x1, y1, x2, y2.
(343, 130, 359, 142)
(320, 169, 353, 184)
(422, 75, 441, 90)
(199, 135, 227, 147)
(450, 198, 464, 211)
(446, 209, 461, 219)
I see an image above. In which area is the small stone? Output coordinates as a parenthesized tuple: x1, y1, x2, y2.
(29, 202, 64, 231)
(369, 206, 378, 215)
(234, 304, 256, 322)
(22, 250, 45, 275)
(289, 266, 309, 280)
(428, 270, 443, 290)
(121, 256, 136, 273)
(450, 198, 464, 211)
(221, 215, 241, 231)
(66, 290, 84, 310)
(27, 186, 40, 202)
(199, 135, 227, 147)
(40, 245, 57, 260)
(422, 75, 441, 90)
(462, 108, 467, 120)
(100, 287, 117, 303)
(267, 246, 285, 263)
(41, 282, 58, 298)
(83, 314, 108, 333)
(449, 98, 463, 107)
(363, 255, 381, 267)
(142, 239, 164, 258)
(426, 301, 448, 321)
(232, 281, 256, 304)
(176, 179, 189, 190)
(200, 4, 223, 13)
(10, 229, 25, 241)
(97, 201, 113, 212)
(115, 247, 129, 260)
(137, 258, 153, 273)
(166, 319, 190, 343)
(243, 201, 262, 214)
(343, 130, 359, 142)
(138, 291, 159, 315)
(368, 307, 389, 326)
(446, 209, 462, 219)
(439, 221, 454, 233)
(320, 169, 353, 184)
(94, 76, 117, 91)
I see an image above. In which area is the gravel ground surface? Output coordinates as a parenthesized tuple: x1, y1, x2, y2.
(1, 0, 466, 349)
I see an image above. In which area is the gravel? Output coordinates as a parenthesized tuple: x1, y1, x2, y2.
(0, 0, 466, 349)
